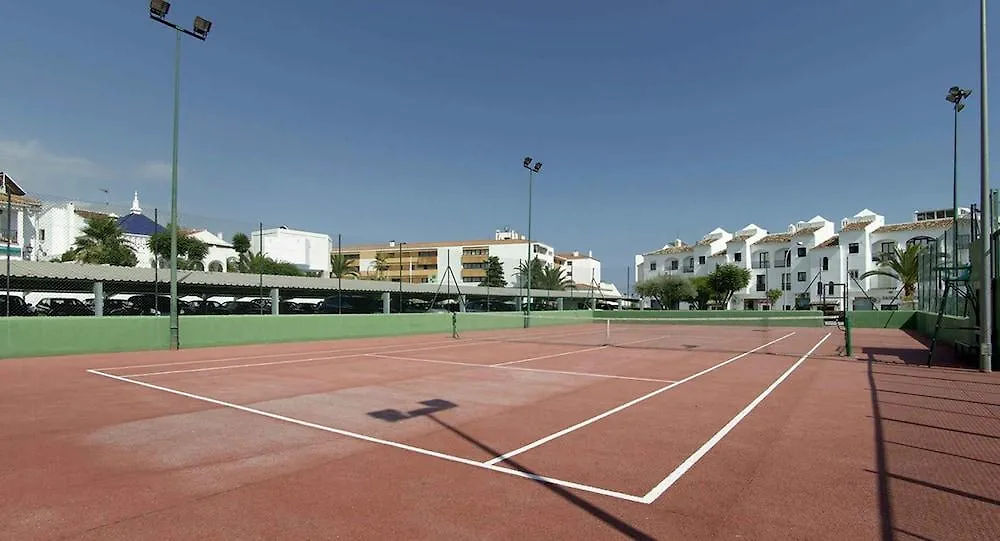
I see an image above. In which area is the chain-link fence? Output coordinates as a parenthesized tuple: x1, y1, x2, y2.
(916, 217, 976, 317)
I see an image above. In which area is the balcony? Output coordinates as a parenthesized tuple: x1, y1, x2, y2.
(751, 261, 770, 269)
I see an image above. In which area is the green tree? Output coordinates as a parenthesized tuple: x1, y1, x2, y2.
(479, 256, 507, 287)
(330, 253, 359, 278)
(231, 232, 251, 254)
(536, 265, 572, 291)
(148, 225, 210, 270)
(67, 215, 137, 267)
(246, 253, 304, 276)
(687, 276, 715, 310)
(516, 257, 546, 287)
(766, 288, 783, 308)
(147, 225, 208, 270)
(861, 244, 923, 299)
(369, 253, 390, 280)
(635, 274, 696, 310)
(707, 263, 751, 308)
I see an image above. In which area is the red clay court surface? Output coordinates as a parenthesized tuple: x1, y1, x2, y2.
(1, 323, 998, 540)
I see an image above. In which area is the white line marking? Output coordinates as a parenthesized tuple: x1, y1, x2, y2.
(95, 337, 461, 371)
(367, 353, 675, 384)
(121, 340, 497, 377)
(99, 323, 602, 372)
(482, 332, 797, 466)
(641, 332, 831, 503)
(86, 369, 646, 503)
(491, 345, 610, 366)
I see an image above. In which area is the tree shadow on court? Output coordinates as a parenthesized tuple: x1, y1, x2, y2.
(424, 413, 658, 541)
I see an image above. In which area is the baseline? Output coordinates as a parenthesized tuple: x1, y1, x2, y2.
(483, 331, 797, 466)
(640, 332, 832, 503)
(85, 369, 647, 504)
(367, 353, 675, 383)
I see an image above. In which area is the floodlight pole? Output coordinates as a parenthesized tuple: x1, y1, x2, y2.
(948, 86, 972, 272)
(149, 6, 210, 350)
(979, 0, 993, 373)
(522, 157, 542, 327)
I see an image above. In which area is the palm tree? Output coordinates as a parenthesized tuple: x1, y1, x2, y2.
(516, 257, 546, 287)
(69, 215, 137, 267)
(536, 265, 573, 291)
(369, 253, 390, 280)
(330, 253, 359, 278)
(861, 244, 923, 300)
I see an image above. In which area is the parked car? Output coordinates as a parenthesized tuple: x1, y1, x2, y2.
(223, 300, 267, 315)
(33, 297, 94, 316)
(121, 294, 192, 315)
(186, 299, 228, 315)
(316, 294, 384, 314)
(0, 295, 35, 316)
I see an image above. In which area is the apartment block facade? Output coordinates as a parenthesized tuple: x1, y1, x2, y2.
(635, 207, 971, 311)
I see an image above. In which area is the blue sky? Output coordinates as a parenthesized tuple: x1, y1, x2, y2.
(0, 1, 991, 291)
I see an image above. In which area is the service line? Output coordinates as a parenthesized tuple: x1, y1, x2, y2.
(641, 332, 831, 503)
(482, 331, 797, 466)
(86, 369, 647, 504)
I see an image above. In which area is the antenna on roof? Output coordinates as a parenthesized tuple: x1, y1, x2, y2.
(99, 188, 109, 208)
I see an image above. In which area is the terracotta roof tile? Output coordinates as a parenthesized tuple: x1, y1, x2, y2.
(793, 224, 824, 235)
(555, 252, 594, 260)
(729, 232, 756, 242)
(841, 219, 875, 232)
(711, 249, 728, 256)
(873, 218, 966, 233)
(3, 193, 42, 208)
(647, 244, 695, 255)
(816, 236, 840, 248)
(75, 209, 110, 220)
(754, 233, 793, 244)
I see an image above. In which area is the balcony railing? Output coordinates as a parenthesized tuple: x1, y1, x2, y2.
(751, 261, 770, 269)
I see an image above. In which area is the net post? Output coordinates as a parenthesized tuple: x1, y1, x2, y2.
(605, 318, 611, 345)
(452, 312, 459, 339)
(844, 313, 853, 357)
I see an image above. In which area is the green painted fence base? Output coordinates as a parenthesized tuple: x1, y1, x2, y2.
(0, 317, 170, 358)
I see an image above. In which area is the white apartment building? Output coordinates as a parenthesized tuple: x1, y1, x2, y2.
(0, 172, 40, 261)
(555, 250, 601, 288)
(635, 207, 972, 311)
(251, 226, 333, 276)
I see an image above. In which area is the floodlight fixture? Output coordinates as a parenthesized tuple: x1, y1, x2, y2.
(533, 162, 542, 173)
(150, 0, 170, 19)
(523, 157, 533, 168)
(193, 16, 212, 38)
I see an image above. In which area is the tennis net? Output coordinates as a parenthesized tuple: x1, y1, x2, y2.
(453, 311, 842, 354)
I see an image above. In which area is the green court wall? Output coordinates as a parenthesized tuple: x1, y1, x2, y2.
(845, 310, 917, 329)
(0, 317, 170, 358)
(593, 310, 827, 327)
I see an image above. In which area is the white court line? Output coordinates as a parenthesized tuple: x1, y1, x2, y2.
(490, 345, 610, 367)
(121, 339, 501, 378)
(641, 332, 831, 503)
(86, 369, 646, 504)
(96, 337, 461, 371)
(482, 332, 797, 466)
(98, 324, 602, 372)
(367, 353, 675, 384)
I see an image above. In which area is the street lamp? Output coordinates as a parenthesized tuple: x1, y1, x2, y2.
(393, 240, 406, 313)
(147, 0, 213, 350)
(522, 156, 542, 327)
(946, 85, 972, 272)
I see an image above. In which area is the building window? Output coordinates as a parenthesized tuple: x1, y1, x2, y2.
(698, 255, 706, 264)
(817, 281, 824, 295)
(734, 252, 742, 262)
(39, 229, 46, 242)
(822, 257, 829, 271)
(670, 260, 679, 270)
(649, 262, 657, 271)
(756, 274, 766, 292)
(797, 271, 807, 282)
(848, 243, 859, 254)
(797, 246, 806, 257)
(781, 273, 791, 291)
(849, 270, 859, 280)
(880, 241, 895, 254)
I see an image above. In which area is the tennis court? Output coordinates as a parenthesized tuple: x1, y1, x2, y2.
(2, 312, 997, 540)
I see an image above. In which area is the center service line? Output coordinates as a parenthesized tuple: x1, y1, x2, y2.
(482, 331, 797, 466)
